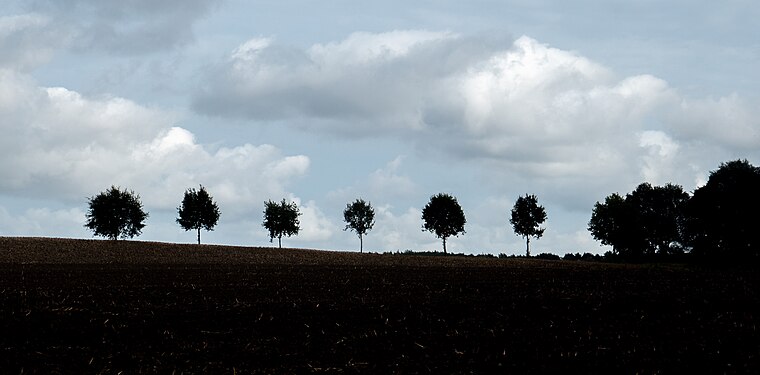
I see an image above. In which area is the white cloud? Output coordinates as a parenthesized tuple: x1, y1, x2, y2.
(191, 30, 758, 252)
(231, 37, 273, 62)
(671, 94, 760, 149)
(448, 44, 682, 183)
(195, 31, 760, 210)
(0, 70, 310, 223)
(194, 30, 480, 131)
(373, 205, 436, 252)
(290, 199, 335, 245)
(639, 130, 680, 185)
(0, 205, 86, 238)
(308, 30, 457, 65)
(367, 156, 417, 199)
(326, 156, 417, 209)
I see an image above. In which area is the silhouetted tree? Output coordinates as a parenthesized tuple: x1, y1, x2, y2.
(590, 183, 689, 260)
(588, 193, 639, 256)
(263, 199, 301, 249)
(687, 159, 760, 261)
(422, 193, 466, 254)
(177, 185, 220, 244)
(588, 193, 632, 253)
(343, 198, 375, 253)
(510, 194, 547, 257)
(85, 186, 148, 241)
(627, 183, 689, 255)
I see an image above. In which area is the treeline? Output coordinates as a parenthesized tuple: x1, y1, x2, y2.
(83, 189, 548, 255)
(387, 251, 609, 262)
(80, 159, 759, 264)
(588, 159, 760, 263)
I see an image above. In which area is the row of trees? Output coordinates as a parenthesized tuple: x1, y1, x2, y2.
(588, 159, 760, 261)
(84, 187, 548, 254)
(81, 159, 759, 262)
(85, 186, 221, 244)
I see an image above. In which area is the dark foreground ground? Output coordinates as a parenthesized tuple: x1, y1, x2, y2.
(1, 237, 758, 373)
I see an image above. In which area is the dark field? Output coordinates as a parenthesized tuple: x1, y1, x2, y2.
(1, 238, 758, 373)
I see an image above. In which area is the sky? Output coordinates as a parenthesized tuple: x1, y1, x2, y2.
(1, 0, 758, 254)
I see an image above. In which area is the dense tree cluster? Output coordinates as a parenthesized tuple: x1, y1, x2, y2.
(687, 160, 760, 261)
(589, 182, 689, 260)
(589, 159, 760, 262)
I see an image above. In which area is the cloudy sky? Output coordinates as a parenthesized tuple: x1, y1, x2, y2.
(1, 1, 758, 254)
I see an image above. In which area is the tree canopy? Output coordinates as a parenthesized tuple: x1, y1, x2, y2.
(263, 199, 301, 249)
(510, 194, 547, 257)
(85, 186, 148, 241)
(422, 193, 466, 254)
(589, 183, 690, 260)
(343, 198, 375, 253)
(628, 183, 689, 255)
(588, 193, 633, 254)
(687, 159, 760, 260)
(177, 185, 221, 244)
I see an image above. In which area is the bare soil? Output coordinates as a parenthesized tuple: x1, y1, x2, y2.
(1, 237, 758, 373)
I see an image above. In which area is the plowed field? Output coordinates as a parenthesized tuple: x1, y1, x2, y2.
(1, 237, 758, 373)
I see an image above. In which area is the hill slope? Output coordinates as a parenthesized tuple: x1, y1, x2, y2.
(0, 236, 543, 267)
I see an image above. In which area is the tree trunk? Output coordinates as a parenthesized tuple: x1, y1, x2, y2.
(526, 236, 531, 257)
(197, 228, 201, 245)
(360, 234, 363, 253)
(443, 236, 447, 254)
(278, 235, 282, 249)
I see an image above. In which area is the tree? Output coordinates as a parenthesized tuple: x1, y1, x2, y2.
(687, 159, 760, 261)
(422, 193, 466, 254)
(588, 192, 637, 256)
(176, 185, 221, 244)
(85, 186, 148, 241)
(627, 183, 689, 255)
(510, 194, 547, 257)
(589, 183, 689, 260)
(263, 199, 301, 249)
(343, 198, 375, 253)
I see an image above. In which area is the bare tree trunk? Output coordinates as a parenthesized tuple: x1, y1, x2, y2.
(278, 235, 282, 249)
(443, 236, 447, 254)
(526, 236, 531, 257)
(360, 234, 363, 253)
(197, 228, 201, 245)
